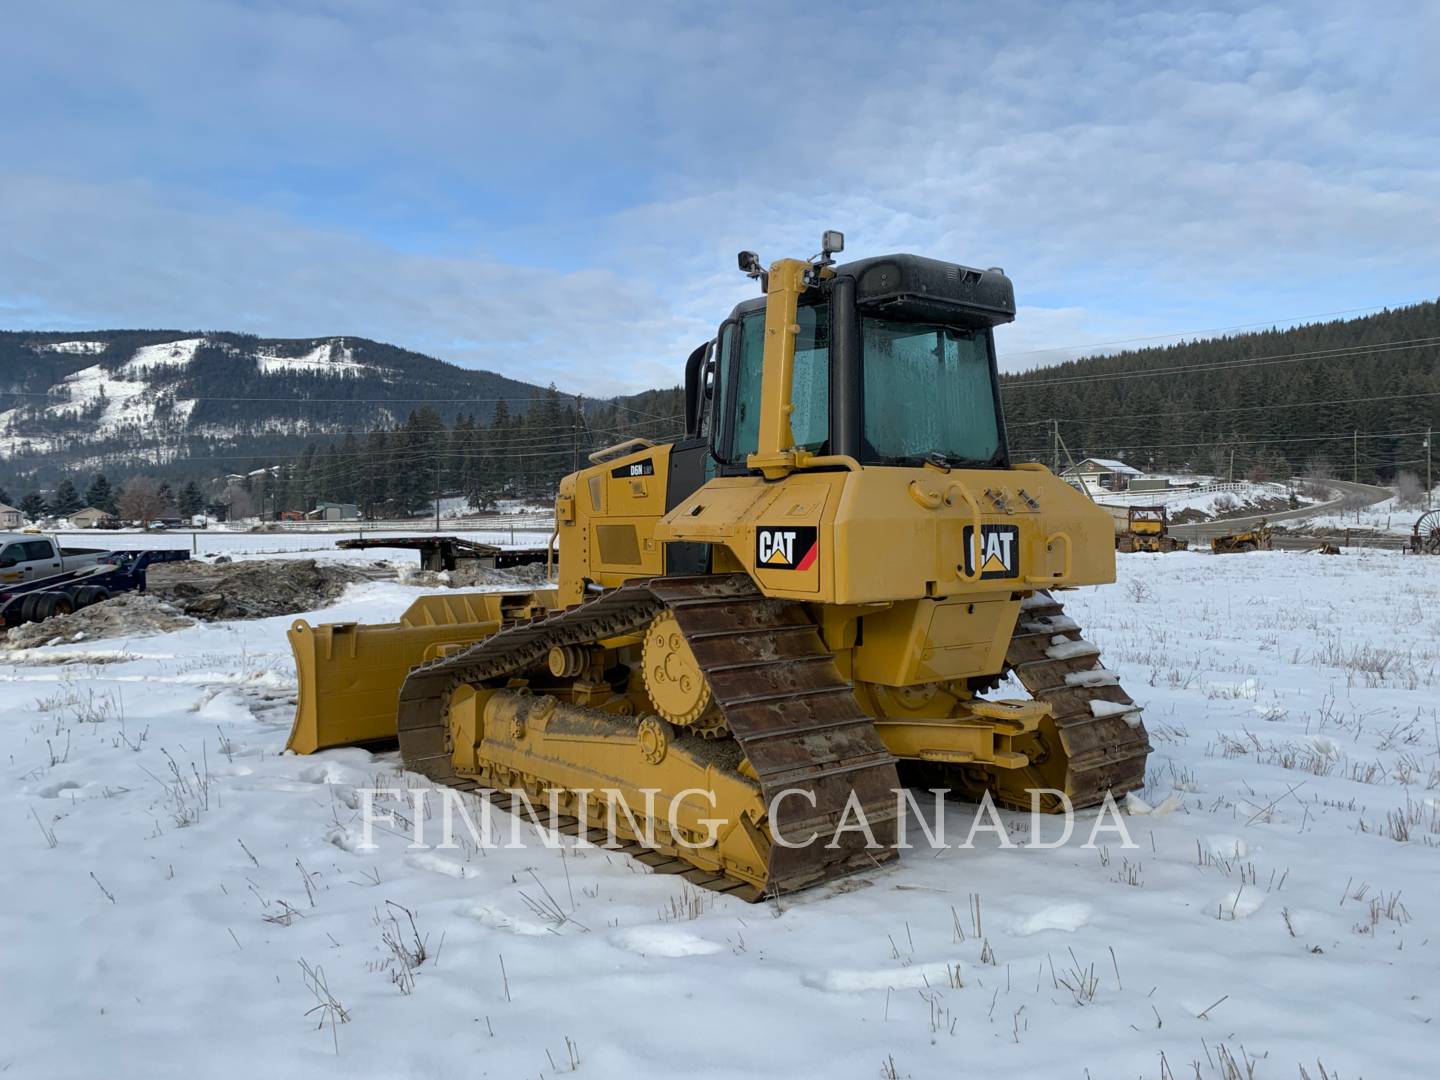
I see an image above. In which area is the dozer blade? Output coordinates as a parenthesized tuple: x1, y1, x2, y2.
(286, 590, 554, 754)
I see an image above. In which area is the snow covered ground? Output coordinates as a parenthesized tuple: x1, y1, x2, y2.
(1095, 479, 1321, 518)
(5, 552, 1437, 1078)
(1304, 486, 1437, 536)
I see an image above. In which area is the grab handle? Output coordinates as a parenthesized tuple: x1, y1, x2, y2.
(1025, 530, 1072, 582)
(947, 483, 984, 584)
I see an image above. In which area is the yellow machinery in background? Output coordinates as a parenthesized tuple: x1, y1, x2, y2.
(1112, 505, 1188, 553)
(1211, 519, 1274, 553)
(288, 233, 1150, 898)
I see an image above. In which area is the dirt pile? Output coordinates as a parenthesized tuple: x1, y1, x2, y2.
(396, 561, 552, 589)
(147, 558, 370, 620)
(4, 593, 194, 648)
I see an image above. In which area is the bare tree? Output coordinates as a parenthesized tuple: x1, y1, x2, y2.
(226, 486, 255, 521)
(118, 476, 168, 527)
(1302, 454, 1334, 481)
(1245, 459, 1271, 484)
(1299, 454, 1335, 500)
(1395, 470, 1425, 508)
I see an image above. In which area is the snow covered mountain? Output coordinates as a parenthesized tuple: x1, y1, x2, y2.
(0, 330, 556, 476)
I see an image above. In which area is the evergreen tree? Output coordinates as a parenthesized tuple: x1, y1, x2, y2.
(337, 433, 361, 503)
(387, 407, 446, 515)
(84, 473, 117, 514)
(51, 478, 83, 514)
(178, 481, 204, 516)
(361, 431, 388, 518)
(296, 444, 318, 513)
(318, 444, 342, 505)
(19, 492, 47, 520)
(478, 399, 512, 506)
(273, 466, 293, 514)
(0, 485, 11, 507)
(452, 415, 480, 509)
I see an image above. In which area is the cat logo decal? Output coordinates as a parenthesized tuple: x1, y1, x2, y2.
(755, 526, 818, 571)
(961, 524, 1020, 579)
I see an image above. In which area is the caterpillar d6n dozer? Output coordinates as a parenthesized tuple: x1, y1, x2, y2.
(287, 233, 1150, 899)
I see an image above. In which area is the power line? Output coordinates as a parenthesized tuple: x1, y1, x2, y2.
(1011, 426, 1431, 457)
(997, 301, 1433, 361)
(1005, 387, 1440, 428)
(1003, 336, 1440, 390)
(0, 387, 680, 411)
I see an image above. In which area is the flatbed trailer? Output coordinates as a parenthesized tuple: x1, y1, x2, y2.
(335, 535, 549, 571)
(0, 549, 190, 628)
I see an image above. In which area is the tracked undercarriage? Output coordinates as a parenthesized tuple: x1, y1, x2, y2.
(390, 576, 1150, 899)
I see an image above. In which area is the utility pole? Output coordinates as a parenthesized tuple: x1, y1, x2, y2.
(433, 457, 441, 532)
(1352, 429, 1358, 484)
(1051, 419, 1060, 475)
(1228, 448, 1234, 483)
(574, 395, 583, 474)
(1426, 425, 1433, 508)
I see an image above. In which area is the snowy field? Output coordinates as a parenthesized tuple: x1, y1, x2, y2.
(1304, 486, 1437, 536)
(5, 552, 1438, 1078)
(1094, 479, 1323, 518)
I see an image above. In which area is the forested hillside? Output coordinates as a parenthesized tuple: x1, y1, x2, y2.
(1000, 300, 1440, 481)
(0, 329, 682, 489)
(5, 299, 1435, 521)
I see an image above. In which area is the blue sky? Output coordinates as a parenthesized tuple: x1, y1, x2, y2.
(2, 1, 1436, 394)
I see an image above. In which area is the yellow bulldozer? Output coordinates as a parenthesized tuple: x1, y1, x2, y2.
(1210, 519, 1273, 553)
(287, 233, 1149, 899)
(1112, 505, 1188, 553)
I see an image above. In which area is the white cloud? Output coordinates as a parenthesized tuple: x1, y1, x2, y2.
(1, 0, 1437, 393)
(0, 175, 688, 395)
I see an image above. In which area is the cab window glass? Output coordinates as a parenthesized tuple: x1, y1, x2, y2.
(861, 318, 1000, 466)
(712, 323, 734, 451)
(24, 540, 54, 560)
(790, 305, 829, 451)
(726, 304, 828, 462)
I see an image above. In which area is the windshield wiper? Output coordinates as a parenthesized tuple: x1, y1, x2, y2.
(919, 450, 1000, 470)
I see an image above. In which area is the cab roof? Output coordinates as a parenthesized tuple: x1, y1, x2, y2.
(726, 253, 1016, 328)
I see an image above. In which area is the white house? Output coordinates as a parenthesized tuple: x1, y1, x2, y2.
(1061, 457, 1144, 494)
(67, 507, 115, 529)
(0, 503, 22, 529)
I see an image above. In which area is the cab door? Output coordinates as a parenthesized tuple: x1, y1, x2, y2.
(22, 539, 60, 580)
(0, 543, 24, 585)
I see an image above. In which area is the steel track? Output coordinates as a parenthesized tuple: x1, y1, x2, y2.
(395, 574, 900, 898)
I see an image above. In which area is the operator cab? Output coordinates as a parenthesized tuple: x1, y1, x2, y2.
(680, 241, 1016, 478)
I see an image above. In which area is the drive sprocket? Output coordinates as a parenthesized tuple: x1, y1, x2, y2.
(642, 610, 729, 737)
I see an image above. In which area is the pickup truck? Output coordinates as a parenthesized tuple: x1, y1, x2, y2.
(0, 534, 110, 585)
(0, 537, 190, 628)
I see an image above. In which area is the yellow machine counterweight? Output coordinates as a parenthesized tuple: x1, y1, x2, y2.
(287, 233, 1151, 898)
